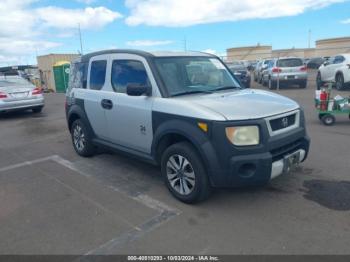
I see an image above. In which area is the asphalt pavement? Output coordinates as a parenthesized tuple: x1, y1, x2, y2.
(0, 70, 349, 255)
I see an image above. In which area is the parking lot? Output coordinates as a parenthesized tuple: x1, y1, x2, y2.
(1, 70, 350, 255)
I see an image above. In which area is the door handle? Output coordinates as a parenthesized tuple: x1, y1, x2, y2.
(101, 99, 113, 110)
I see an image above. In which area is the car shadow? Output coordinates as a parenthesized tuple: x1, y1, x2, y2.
(0, 110, 45, 120)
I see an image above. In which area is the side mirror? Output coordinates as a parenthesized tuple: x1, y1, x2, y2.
(323, 61, 330, 66)
(126, 84, 151, 96)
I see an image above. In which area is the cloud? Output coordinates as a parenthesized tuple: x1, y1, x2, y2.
(126, 40, 174, 47)
(125, 0, 345, 27)
(341, 18, 350, 23)
(202, 49, 226, 58)
(202, 49, 217, 55)
(76, 0, 97, 4)
(0, 0, 122, 66)
(36, 6, 122, 29)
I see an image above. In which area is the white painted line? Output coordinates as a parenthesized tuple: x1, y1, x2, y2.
(1, 155, 181, 254)
(0, 155, 57, 173)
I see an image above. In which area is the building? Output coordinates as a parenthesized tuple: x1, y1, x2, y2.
(271, 48, 315, 58)
(226, 36, 350, 61)
(315, 37, 350, 57)
(37, 53, 79, 92)
(226, 45, 272, 61)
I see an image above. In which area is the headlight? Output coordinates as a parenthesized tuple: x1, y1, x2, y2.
(225, 126, 260, 146)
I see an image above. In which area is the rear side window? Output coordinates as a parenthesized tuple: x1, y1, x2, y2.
(68, 61, 87, 90)
(89, 60, 107, 90)
(277, 59, 303, 67)
(111, 60, 149, 93)
(334, 56, 345, 64)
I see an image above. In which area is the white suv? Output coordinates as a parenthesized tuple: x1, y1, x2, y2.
(317, 54, 350, 90)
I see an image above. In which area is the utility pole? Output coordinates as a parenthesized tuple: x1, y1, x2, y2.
(183, 36, 187, 52)
(78, 23, 83, 55)
(308, 29, 311, 49)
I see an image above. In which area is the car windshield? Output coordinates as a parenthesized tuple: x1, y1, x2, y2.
(277, 59, 303, 67)
(0, 76, 31, 87)
(154, 57, 241, 96)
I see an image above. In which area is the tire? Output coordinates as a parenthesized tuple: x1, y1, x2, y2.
(316, 72, 323, 90)
(321, 114, 335, 126)
(299, 80, 307, 89)
(71, 119, 96, 157)
(161, 142, 211, 203)
(268, 79, 276, 90)
(32, 106, 43, 113)
(335, 73, 344, 91)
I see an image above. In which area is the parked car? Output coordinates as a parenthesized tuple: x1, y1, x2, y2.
(254, 59, 273, 83)
(316, 54, 350, 90)
(65, 49, 310, 203)
(227, 62, 251, 88)
(262, 57, 307, 89)
(247, 61, 257, 71)
(0, 75, 44, 113)
(307, 57, 325, 69)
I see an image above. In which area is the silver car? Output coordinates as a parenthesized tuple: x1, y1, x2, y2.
(65, 49, 310, 203)
(254, 59, 273, 83)
(262, 57, 308, 89)
(0, 75, 44, 113)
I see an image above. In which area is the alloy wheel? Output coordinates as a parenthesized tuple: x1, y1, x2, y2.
(336, 75, 343, 90)
(73, 124, 86, 152)
(166, 154, 195, 195)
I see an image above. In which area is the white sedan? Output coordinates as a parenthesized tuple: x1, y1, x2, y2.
(0, 75, 44, 113)
(317, 54, 350, 90)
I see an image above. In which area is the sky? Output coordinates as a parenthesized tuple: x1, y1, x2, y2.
(1, 0, 350, 66)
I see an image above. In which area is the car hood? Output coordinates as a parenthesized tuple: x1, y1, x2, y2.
(0, 85, 34, 93)
(176, 89, 299, 121)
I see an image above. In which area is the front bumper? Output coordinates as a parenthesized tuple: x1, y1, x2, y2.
(201, 116, 310, 187)
(0, 97, 44, 112)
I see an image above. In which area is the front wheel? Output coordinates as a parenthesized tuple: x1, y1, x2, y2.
(335, 74, 344, 91)
(161, 142, 211, 203)
(321, 114, 335, 126)
(71, 119, 96, 157)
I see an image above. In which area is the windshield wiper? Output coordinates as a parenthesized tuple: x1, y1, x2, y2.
(171, 90, 213, 97)
(212, 85, 241, 92)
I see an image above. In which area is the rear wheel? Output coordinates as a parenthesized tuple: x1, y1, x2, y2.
(161, 142, 211, 203)
(32, 106, 43, 113)
(316, 72, 323, 90)
(335, 73, 344, 91)
(321, 114, 335, 126)
(71, 119, 96, 157)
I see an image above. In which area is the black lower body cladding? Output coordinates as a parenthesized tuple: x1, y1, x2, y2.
(200, 119, 310, 188)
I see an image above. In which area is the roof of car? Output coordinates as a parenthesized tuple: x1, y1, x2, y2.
(276, 57, 303, 60)
(81, 49, 215, 62)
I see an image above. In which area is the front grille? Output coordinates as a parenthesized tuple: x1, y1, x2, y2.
(269, 114, 296, 131)
(270, 139, 302, 161)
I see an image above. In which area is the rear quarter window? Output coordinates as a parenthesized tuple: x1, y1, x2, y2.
(68, 61, 87, 91)
(277, 59, 303, 67)
(89, 60, 107, 90)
